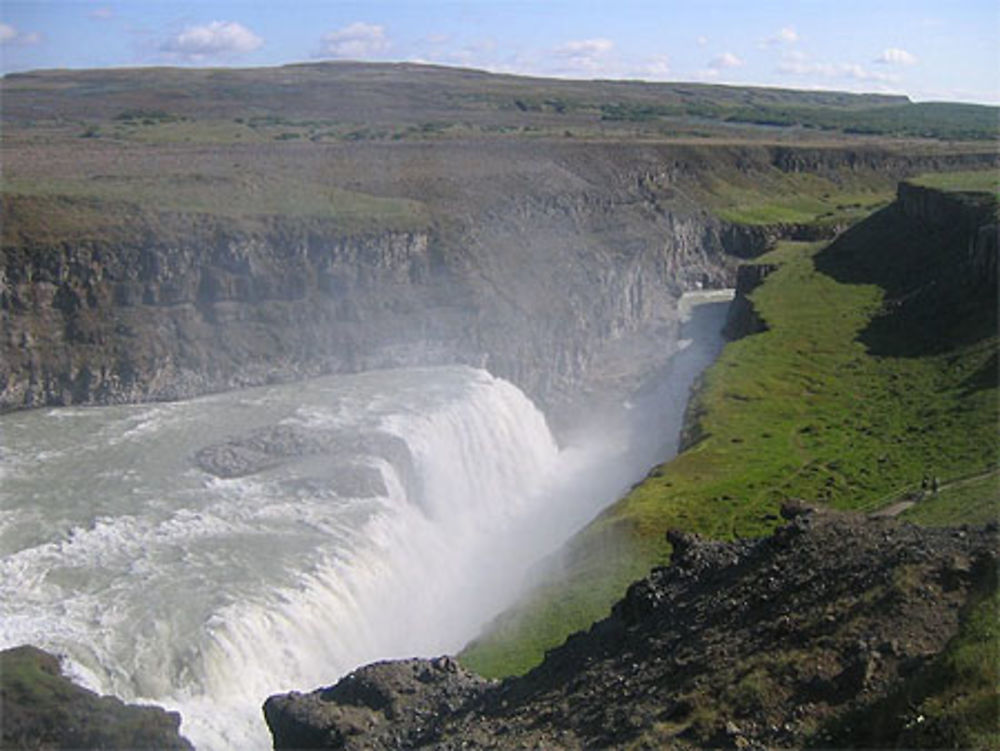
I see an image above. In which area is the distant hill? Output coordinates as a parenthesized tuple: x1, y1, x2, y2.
(2, 62, 996, 141)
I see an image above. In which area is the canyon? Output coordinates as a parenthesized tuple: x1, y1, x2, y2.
(1, 62, 997, 750)
(2, 142, 995, 423)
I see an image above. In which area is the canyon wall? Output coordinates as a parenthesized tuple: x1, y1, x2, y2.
(2, 146, 995, 415)
(0, 190, 753, 415)
(896, 181, 998, 282)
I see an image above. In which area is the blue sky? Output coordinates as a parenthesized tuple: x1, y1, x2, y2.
(2, 1, 998, 104)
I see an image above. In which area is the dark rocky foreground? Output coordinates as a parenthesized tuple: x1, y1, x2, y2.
(264, 504, 998, 749)
(0, 645, 192, 750)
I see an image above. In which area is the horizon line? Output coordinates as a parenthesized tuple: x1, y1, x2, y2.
(3, 58, 998, 108)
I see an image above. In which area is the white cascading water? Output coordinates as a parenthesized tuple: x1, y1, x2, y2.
(0, 291, 732, 749)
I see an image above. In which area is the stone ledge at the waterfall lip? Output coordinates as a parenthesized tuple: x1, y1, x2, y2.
(0, 645, 193, 751)
(263, 507, 999, 750)
(194, 422, 411, 486)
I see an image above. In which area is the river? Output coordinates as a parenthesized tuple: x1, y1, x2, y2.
(0, 291, 732, 749)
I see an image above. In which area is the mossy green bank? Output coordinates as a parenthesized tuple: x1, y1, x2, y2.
(461, 186, 998, 678)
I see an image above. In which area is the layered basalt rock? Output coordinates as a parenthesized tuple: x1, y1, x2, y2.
(0, 176, 750, 415)
(5, 137, 995, 416)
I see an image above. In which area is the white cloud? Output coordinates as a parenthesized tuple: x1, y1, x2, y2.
(763, 26, 799, 46)
(875, 47, 917, 65)
(0, 22, 41, 46)
(553, 37, 614, 71)
(696, 35, 708, 47)
(636, 54, 671, 79)
(840, 63, 884, 81)
(709, 52, 743, 69)
(556, 38, 613, 57)
(318, 22, 389, 59)
(778, 55, 899, 83)
(161, 21, 262, 60)
(89, 7, 114, 20)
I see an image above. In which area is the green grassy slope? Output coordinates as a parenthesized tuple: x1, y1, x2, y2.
(461, 187, 999, 678)
(911, 169, 1000, 198)
(0, 175, 430, 233)
(700, 168, 894, 226)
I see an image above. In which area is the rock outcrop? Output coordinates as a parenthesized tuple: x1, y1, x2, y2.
(721, 262, 778, 340)
(0, 645, 193, 750)
(264, 506, 997, 749)
(264, 657, 490, 750)
(816, 182, 998, 357)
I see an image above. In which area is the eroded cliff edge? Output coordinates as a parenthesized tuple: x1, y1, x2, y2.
(0, 172, 741, 414)
(263, 506, 998, 750)
(2, 144, 994, 415)
(0, 645, 193, 750)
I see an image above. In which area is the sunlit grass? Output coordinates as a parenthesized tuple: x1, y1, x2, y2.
(1, 174, 429, 232)
(462, 234, 998, 678)
(911, 169, 1000, 198)
(704, 170, 893, 226)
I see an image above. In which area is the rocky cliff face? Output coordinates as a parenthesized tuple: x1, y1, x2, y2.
(0, 183, 755, 415)
(896, 181, 998, 282)
(721, 262, 778, 340)
(815, 182, 998, 358)
(0, 645, 193, 750)
(1, 210, 460, 409)
(263, 505, 998, 750)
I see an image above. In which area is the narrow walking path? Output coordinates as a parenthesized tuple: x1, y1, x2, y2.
(867, 467, 999, 518)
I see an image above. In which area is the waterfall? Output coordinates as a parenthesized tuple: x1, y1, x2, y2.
(0, 294, 732, 750)
(177, 370, 566, 748)
(0, 368, 567, 749)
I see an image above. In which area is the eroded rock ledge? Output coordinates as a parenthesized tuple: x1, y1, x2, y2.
(264, 505, 997, 749)
(0, 645, 193, 750)
(721, 262, 778, 341)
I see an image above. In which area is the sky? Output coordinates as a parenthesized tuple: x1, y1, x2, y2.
(2, 1, 998, 104)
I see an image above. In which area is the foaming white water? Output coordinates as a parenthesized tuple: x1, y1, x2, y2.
(168, 372, 563, 748)
(0, 294, 732, 750)
(0, 368, 564, 748)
